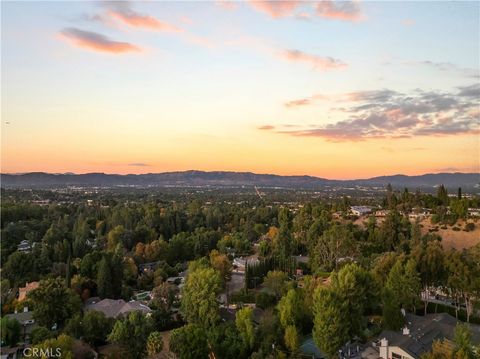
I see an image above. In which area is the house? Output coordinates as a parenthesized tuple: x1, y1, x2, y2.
(362, 313, 480, 359)
(84, 298, 152, 318)
(375, 210, 390, 217)
(18, 282, 39, 302)
(5, 308, 37, 343)
(0, 346, 22, 359)
(350, 206, 372, 216)
(138, 261, 161, 273)
(468, 208, 480, 217)
(17, 240, 32, 253)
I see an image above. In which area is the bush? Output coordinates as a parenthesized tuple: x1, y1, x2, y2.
(465, 223, 475, 232)
(255, 292, 277, 309)
(440, 225, 447, 230)
(31, 326, 54, 344)
(229, 289, 255, 304)
(452, 226, 461, 231)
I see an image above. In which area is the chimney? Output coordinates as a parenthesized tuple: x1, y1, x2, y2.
(403, 326, 410, 336)
(379, 338, 388, 359)
(23, 306, 28, 313)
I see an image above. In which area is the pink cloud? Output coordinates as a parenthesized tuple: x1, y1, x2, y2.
(282, 49, 347, 71)
(60, 28, 141, 54)
(108, 10, 182, 32)
(248, 0, 301, 18)
(315, 0, 363, 21)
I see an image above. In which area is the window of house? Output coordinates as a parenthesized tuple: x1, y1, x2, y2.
(392, 353, 402, 359)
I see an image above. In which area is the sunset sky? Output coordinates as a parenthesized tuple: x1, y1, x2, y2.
(2, 0, 479, 179)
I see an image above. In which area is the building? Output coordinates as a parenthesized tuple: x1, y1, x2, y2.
(84, 298, 152, 318)
(351, 206, 372, 216)
(17, 240, 32, 253)
(468, 208, 480, 217)
(362, 313, 480, 359)
(5, 307, 37, 344)
(18, 282, 39, 302)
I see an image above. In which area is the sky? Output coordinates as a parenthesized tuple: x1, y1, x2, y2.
(1, 0, 479, 179)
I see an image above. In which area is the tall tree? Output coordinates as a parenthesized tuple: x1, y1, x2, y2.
(235, 307, 255, 349)
(170, 324, 209, 359)
(313, 287, 349, 359)
(108, 311, 152, 359)
(28, 277, 82, 329)
(181, 266, 222, 328)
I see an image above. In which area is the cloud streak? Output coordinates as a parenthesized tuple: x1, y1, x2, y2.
(315, 0, 363, 21)
(265, 86, 480, 141)
(128, 163, 151, 167)
(60, 28, 140, 53)
(248, 0, 301, 18)
(282, 49, 347, 71)
(106, 2, 182, 32)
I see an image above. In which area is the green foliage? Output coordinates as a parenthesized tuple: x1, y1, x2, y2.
(28, 277, 82, 329)
(284, 325, 299, 352)
(263, 270, 288, 299)
(146, 331, 164, 356)
(255, 291, 277, 309)
(236, 307, 255, 349)
(311, 224, 357, 272)
(107, 311, 152, 359)
(1, 316, 21, 346)
(82, 310, 114, 346)
(313, 287, 348, 359)
(181, 266, 222, 328)
(30, 326, 54, 345)
(277, 288, 305, 328)
(33, 334, 75, 359)
(170, 324, 209, 359)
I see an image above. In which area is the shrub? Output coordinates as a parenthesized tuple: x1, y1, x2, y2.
(255, 292, 277, 309)
(465, 223, 475, 232)
(452, 226, 461, 231)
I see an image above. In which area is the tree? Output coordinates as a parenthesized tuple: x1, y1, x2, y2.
(277, 288, 305, 329)
(284, 325, 299, 353)
(83, 311, 114, 346)
(1, 316, 21, 346)
(437, 185, 449, 206)
(170, 324, 209, 359)
(330, 263, 377, 337)
(30, 326, 54, 345)
(313, 287, 349, 359)
(181, 266, 222, 328)
(382, 287, 404, 330)
(35, 334, 75, 359)
(152, 281, 178, 311)
(108, 311, 152, 359)
(28, 277, 82, 329)
(236, 307, 255, 349)
(263, 270, 288, 299)
(147, 331, 164, 356)
(311, 224, 357, 272)
(210, 249, 232, 284)
(412, 240, 446, 314)
(97, 257, 113, 298)
(453, 323, 475, 359)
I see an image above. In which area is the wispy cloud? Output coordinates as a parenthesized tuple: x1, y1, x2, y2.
(248, 0, 301, 18)
(281, 49, 347, 71)
(128, 163, 151, 167)
(315, 0, 363, 21)
(401, 19, 415, 26)
(105, 2, 182, 32)
(59, 28, 141, 54)
(264, 86, 480, 141)
(258, 125, 275, 130)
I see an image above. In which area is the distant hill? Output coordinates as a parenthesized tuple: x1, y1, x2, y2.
(1, 171, 479, 190)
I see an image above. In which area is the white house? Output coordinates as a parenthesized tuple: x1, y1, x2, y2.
(350, 206, 372, 216)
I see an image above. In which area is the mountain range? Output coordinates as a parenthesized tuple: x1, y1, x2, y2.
(1, 171, 479, 190)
